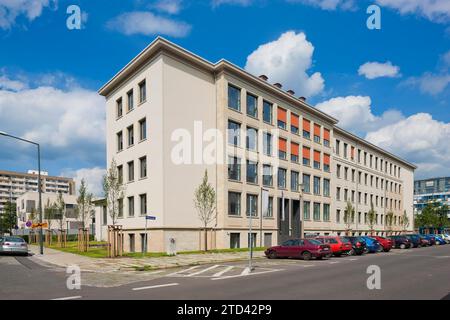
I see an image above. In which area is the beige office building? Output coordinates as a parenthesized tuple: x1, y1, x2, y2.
(97, 37, 416, 253)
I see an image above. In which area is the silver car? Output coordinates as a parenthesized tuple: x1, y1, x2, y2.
(0, 236, 28, 255)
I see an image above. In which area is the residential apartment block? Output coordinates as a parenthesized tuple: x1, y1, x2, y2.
(97, 37, 416, 254)
(0, 170, 75, 214)
(414, 177, 450, 217)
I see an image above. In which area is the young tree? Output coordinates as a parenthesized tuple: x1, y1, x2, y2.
(344, 201, 354, 236)
(3, 201, 17, 235)
(77, 179, 94, 230)
(103, 159, 125, 226)
(55, 192, 66, 231)
(194, 170, 216, 252)
(385, 211, 394, 235)
(401, 210, 410, 233)
(367, 203, 377, 236)
(44, 198, 56, 231)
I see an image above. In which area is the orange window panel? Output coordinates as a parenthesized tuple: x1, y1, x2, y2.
(351, 146, 355, 159)
(314, 150, 321, 162)
(303, 146, 310, 158)
(291, 113, 299, 128)
(279, 138, 287, 152)
(324, 154, 330, 165)
(314, 124, 321, 136)
(277, 107, 287, 123)
(303, 119, 311, 132)
(324, 128, 330, 141)
(291, 142, 299, 156)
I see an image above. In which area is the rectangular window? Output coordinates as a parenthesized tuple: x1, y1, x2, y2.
(139, 118, 147, 141)
(313, 203, 321, 221)
(291, 171, 299, 191)
(324, 179, 330, 197)
(228, 120, 241, 146)
(116, 97, 123, 118)
(246, 160, 258, 184)
(336, 187, 341, 201)
(303, 118, 311, 139)
(314, 124, 321, 143)
(263, 132, 272, 156)
(303, 146, 311, 166)
(313, 176, 321, 195)
(228, 156, 241, 181)
(303, 201, 311, 220)
(335, 140, 340, 155)
(343, 143, 348, 159)
(291, 113, 299, 134)
(128, 196, 134, 217)
(246, 93, 258, 118)
(323, 204, 330, 221)
(230, 233, 240, 249)
(291, 142, 299, 163)
(127, 125, 134, 147)
(278, 168, 287, 189)
(139, 156, 147, 179)
(303, 174, 311, 193)
(139, 80, 146, 103)
(246, 194, 258, 217)
(263, 100, 272, 124)
(246, 127, 257, 151)
(118, 198, 123, 218)
(313, 150, 321, 170)
(324, 128, 330, 147)
(263, 165, 273, 187)
(117, 165, 123, 184)
(277, 107, 287, 130)
(228, 84, 241, 111)
(336, 209, 341, 223)
(228, 192, 241, 216)
(117, 131, 123, 152)
(351, 146, 355, 160)
(324, 154, 330, 172)
(278, 138, 287, 159)
(267, 197, 273, 218)
(127, 161, 134, 182)
(127, 90, 134, 111)
(140, 194, 147, 216)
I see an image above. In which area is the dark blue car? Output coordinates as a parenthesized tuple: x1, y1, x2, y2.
(360, 236, 382, 253)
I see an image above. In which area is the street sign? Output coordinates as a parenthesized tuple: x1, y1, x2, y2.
(32, 222, 48, 229)
(26, 221, 32, 228)
(146, 216, 156, 220)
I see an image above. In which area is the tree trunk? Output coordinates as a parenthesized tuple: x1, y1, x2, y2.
(204, 225, 207, 252)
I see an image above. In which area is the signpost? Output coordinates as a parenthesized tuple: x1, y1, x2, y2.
(32, 222, 48, 229)
(144, 215, 156, 255)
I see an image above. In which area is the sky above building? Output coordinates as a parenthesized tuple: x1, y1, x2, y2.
(0, 0, 449, 195)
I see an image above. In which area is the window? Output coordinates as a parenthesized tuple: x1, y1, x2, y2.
(263, 132, 272, 156)
(117, 165, 123, 184)
(337, 164, 341, 178)
(102, 206, 107, 225)
(246, 160, 258, 184)
(246, 194, 258, 217)
(278, 138, 287, 159)
(313, 150, 321, 170)
(116, 97, 123, 118)
(263, 165, 273, 187)
(246, 93, 258, 118)
(291, 142, 299, 163)
(351, 146, 355, 161)
(128, 196, 134, 217)
(228, 192, 241, 216)
(303, 201, 311, 220)
(228, 85, 241, 111)
(277, 107, 287, 130)
(324, 154, 330, 172)
(314, 124, 321, 143)
(139, 156, 147, 179)
(118, 198, 124, 218)
(127, 161, 134, 182)
(230, 233, 240, 249)
(139, 118, 147, 141)
(127, 125, 134, 147)
(324, 128, 330, 147)
(278, 168, 287, 189)
(127, 89, 134, 111)
(291, 171, 299, 191)
(303, 174, 311, 193)
(336, 187, 341, 201)
(291, 113, 299, 134)
(228, 120, 241, 146)
(336, 209, 341, 223)
(246, 127, 257, 151)
(228, 156, 241, 181)
(323, 204, 330, 221)
(324, 179, 330, 197)
(343, 143, 348, 159)
(266, 197, 273, 217)
(139, 80, 146, 103)
(263, 100, 272, 124)
(303, 118, 311, 139)
(303, 146, 311, 166)
(117, 131, 123, 152)
(140, 194, 147, 216)
(335, 140, 340, 155)
(313, 203, 321, 221)
(313, 176, 321, 195)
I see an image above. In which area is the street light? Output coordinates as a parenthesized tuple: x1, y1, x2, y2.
(0, 131, 43, 255)
(298, 183, 305, 238)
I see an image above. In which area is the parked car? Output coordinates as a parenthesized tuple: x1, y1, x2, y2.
(418, 235, 431, 247)
(437, 234, 450, 244)
(265, 239, 332, 260)
(371, 236, 393, 252)
(421, 234, 437, 245)
(431, 235, 447, 245)
(344, 236, 366, 256)
(315, 236, 352, 257)
(0, 236, 28, 256)
(404, 234, 422, 248)
(360, 236, 382, 253)
(388, 235, 412, 249)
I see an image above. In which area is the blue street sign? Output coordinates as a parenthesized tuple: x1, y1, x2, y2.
(146, 216, 156, 220)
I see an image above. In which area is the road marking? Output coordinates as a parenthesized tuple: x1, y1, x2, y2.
(241, 267, 251, 275)
(188, 265, 221, 276)
(348, 258, 358, 261)
(167, 265, 200, 276)
(211, 269, 282, 281)
(329, 261, 340, 264)
(52, 296, 82, 300)
(132, 283, 179, 291)
(213, 266, 234, 277)
(303, 265, 315, 267)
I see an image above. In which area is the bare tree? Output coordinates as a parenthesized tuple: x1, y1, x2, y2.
(385, 211, 394, 236)
(44, 198, 56, 231)
(367, 202, 377, 236)
(103, 159, 125, 226)
(55, 192, 66, 231)
(77, 179, 94, 230)
(401, 210, 410, 233)
(344, 201, 354, 236)
(194, 170, 216, 252)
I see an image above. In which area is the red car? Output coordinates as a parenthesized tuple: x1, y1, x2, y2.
(315, 236, 352, 257)
(371, 236, 393, 252)
(265, 239, 332, 261)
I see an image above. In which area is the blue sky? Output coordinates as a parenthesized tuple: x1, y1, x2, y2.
(0, 0, 449, 194)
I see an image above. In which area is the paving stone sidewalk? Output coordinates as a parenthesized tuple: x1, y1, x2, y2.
(28, 245, 265, 273)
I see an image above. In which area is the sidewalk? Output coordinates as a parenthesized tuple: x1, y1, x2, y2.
(29, 245, 265, 273)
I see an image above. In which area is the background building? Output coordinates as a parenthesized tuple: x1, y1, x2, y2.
(414, 177, 450, 217)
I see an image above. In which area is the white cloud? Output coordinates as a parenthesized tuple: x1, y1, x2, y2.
(0, 0, 56, 30)
(375, 0, 450, 23)
(358, 61, 401, 80)
(315, 95, 404, 134)
(0, 75, 27, 91)
(211, 0, 254, 7)
(106, 11, 191, 38)
(152, 0, 183, 14)
(365, 113, 450, 178)
(245, 31, 325, 98)
(403, 72, 450, 95)
(61, 167, 105, 197)
(286, 0, 356, 11)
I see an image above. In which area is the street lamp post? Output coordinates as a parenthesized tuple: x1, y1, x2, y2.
(298, 183, 305, 238)
(0, 131, 43, 255)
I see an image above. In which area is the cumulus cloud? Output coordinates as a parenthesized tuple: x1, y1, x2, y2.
(106, 11, 191, 38)
(358, 61, 401, 80)
(0, 75, 27, 91)
(211, 0, 254, 7)
(286, 0, 356, 11)
(375, 0, 450, 23)
(0, 0, 56, 30)
(152, 0, 183, 14)
(315, 95, 404, 134)
(403, 73, 450, 95)
(245, 31, 325, 98)
(61, 167, 105, 197)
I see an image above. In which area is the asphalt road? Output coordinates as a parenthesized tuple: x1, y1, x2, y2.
(1, 244, 450, 300)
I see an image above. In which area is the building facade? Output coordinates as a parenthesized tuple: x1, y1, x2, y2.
(0, 170, 75, 214)
(97, 37, 416, 254)
(414, 177, 450, 217)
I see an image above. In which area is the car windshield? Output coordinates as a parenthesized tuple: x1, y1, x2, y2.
(4, 237, 25, 243)
(340, 237, 350, 243)
(308, 239, 322, 245)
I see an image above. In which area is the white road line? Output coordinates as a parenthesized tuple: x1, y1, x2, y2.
(212, 269, 282, 281)
(303, 265, 315, 267)
(329, 261, 339, 264)
(132, 283, 179, 291)
(52, 296, 82, 300)
(213, 266, 234, 277)
(348, 258, 358, 261)
(188, 265, 221, 276)
(167, 265, 200, 276)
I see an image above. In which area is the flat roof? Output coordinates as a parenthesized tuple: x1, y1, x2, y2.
(0, 170, 74, 181)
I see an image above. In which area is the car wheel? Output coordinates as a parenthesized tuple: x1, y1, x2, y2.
(302, 251, 312, 261)
(348, 249, 355, 256)
(400, 244, 406, 249)
(268, 251, 277, 259)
